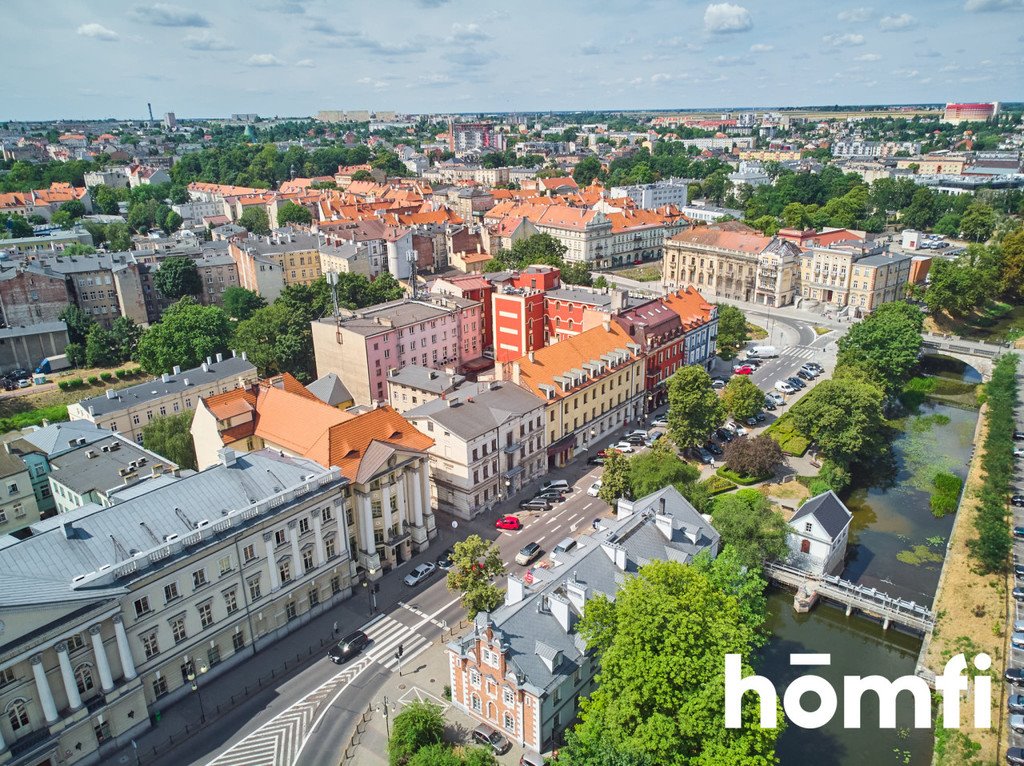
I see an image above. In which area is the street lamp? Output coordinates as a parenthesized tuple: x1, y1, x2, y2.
(504, 477, 511, 501)
(381, 695, 392, 739)
(186, 661, 209, 724)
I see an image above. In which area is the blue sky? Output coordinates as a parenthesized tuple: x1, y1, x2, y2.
(2, 0, 1021, 120)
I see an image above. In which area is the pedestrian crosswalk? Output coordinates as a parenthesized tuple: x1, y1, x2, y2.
(782, 345, 818, 360)
(206, 615, 431, 766)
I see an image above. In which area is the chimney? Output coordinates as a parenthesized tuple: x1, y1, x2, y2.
(172, 365, 181, 375)
(602, 541, 628, 571)
(231, 349, 237, 358)
(527, 351, 535, 363)
(105, 388, 117, 400)
(655, 513, 674, 541)
(617, 496, 635, 520)
(505, 575, 526, 605)
(201, 362, 209, 373)
(511, 362, 521, 386)
(216, 352, 223, 363)
(183, 377, 190, 386)
(602, 319, 611, 332)
(206, 356, 213, 366)
(41, 419, 50, 427)
(548, 592, 574, 633)
(241, 351, 248, 361)
(161, 373, 170, 384)
(62, 521, 75, 539)
(429, 371, 437, 380)
(566, 577, 588, 611)
(218, 447, 237, 468)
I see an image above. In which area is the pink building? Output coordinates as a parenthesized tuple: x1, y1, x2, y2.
(311, 295, 484, 406)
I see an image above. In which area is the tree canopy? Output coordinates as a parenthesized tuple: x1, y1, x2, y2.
(715, 305, 749, 360)
(445, 534, 506, 619)
(667, 366, 726, 449)
(238, 207, 271, 236)
(486, 233, 567, 271)
(709, 490, 790, 569)
(221, 286, 267, 321)
(233, 302, 314, 380)
(788, 377, 887, 469)
(142, 412, 198, 471)
(154, 256, 202, 301)
(276, 201, 313, 227)
(722, 435, 783, 480)
(721, 376, 764, 419)
(136, 298, 232, 373)
(835, 301, 923, 394)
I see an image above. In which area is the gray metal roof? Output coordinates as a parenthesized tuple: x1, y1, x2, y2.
(305, 373, 353, 407)
(12, 420, 110, 457)
(544, 288, 612, 308)
(320, 296, 480, 337)
(0, 450, 338, 610)
(0, 321, 68, 340)
(790, 490, 852, 540)
(48, 436, 173, 498)
(74, 355, 256, 416)
(855, 251, 913, 268)
(387, 365, 464, 396)
(449, 486, 718, 696)
(406, 382, 543, 441)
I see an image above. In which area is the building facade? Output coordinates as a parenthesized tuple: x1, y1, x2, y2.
(786, 490, 852, 575)
(663, 225, 772, 304)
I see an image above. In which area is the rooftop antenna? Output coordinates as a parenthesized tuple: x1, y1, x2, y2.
(110, 534, 129, 562)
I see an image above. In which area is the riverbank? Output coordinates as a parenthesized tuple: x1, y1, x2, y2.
(922, 404, 1007, 765)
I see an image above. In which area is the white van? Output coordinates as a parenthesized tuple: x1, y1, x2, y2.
(747, 345, 779, 359)
(553, 538, 577, 555)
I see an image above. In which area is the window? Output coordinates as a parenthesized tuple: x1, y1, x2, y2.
(470, 669, 481, 688)
(134, 596, 152, 617)
(94, 720, 112, 744)
(321, 507, 333, 524)
(503, 711, 515, 733)
(207, 645, 222, 667)
(7, 699, 29, 731)
(285, 602, 297, 621)
(142, 632, 160, 658)
(800, 539, 811, 554)
(279, 560, 291, 583)
(198, 602, 214, 629)
(804, 522, 812, 533)
(471, 694, 482, 713)
(66, 633, 86, 653)
(274, 529, 286, 546)
(248, 577, 262, 601)
(192, 568, 208, 589)
(0, 668, 15, 687)
(74, 664, 94, 694)
(170, 616, 187, 644)
(309, 587, 320, 607)
(503, 687, 515, 706)
(243, 544, 256, 563)
(330, 576, 341, 595)
(224, 588, 238, 615)
(302, 548, 315, 572)
(232, 632, 246, 652)
(164, 582, 180, 603)
(325, 535, 337, 559)
(298, 517, 310, 535)
(152, 675, 168, 698)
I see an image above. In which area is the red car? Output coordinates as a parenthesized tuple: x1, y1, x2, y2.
(732, 365, 753, 375)
(495, 515, 522, 531)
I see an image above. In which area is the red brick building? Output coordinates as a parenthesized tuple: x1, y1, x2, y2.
(490, 266, 561, 364)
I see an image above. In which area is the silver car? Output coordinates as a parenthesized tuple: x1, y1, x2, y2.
(403, 562, 436, 587)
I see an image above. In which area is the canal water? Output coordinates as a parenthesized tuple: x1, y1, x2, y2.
(758, 363, 980, 766)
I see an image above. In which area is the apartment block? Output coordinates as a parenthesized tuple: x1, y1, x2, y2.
(228, 229, 322, 302)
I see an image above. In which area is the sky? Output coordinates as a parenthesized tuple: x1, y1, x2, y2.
(2, 0, 1022, 120)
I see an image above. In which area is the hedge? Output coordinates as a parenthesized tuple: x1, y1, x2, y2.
(716, 466, 769, 486)
(700, 475, 737, 495)
(764, 414, 811, 457)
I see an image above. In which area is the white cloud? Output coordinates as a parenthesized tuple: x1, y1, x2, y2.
(448, 22, 490, 43)
(703, 3, 752, 34)
(294, 58, 315, 68)
(651, 72, 675, 83)
(246, 53, 283, 67)
(182, 31, 234, 50)
(356, 77, 388, 89)
(76, 22, 119, 41)
(712, 55, 747, 66)
(893, 67, 919, 78)
(964, 0, 1023, 10)
(132, 3, 209, 27)
(749, 43, 774, 52)
(855, 52, 882, 60)
(838, 7, 873, 21)
(823, 32, 866, 46)
(580, 41, 602, 55)
(880, 13, 916, 30)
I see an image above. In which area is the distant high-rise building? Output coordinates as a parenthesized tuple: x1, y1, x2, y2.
(448, 121, 504, 155)
(943, 102, 1000, 125)
(163, 112, 176, 130)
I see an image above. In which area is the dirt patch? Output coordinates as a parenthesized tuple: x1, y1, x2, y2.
(762, 480, 809, 502)
(923, 406, 1006, 763)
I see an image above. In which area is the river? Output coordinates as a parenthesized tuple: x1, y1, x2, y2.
(757, 364, 980, 766)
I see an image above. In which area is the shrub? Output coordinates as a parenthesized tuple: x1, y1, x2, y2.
(67, 377, 84, 388)
(700, 474, 737, 495)
(764, 414, 811, 456)
(930, 471, 964, 517)
(0, 404, 69, 433)
(58, 381, 70, 391)
(87, 376, 100, 385)
(388, 701, 445, 766)
(723, 434, 782, 479)
(808, 479, 832, 496)
(716, 466, 767, 486)
(100, 372, 113, 381)
(817, 459, 851, 493)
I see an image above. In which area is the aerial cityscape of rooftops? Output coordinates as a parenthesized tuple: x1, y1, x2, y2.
(1, 1, 1023, 765)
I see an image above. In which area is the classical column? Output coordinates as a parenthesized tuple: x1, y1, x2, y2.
(380, 481, 393, 541)
(418, 462, 430, 517)
(263, 532, 281, 592)
(112, 615, 137, 680)
(409, 463, 424, 527)
(30, 654, 58, 724)
(56, 643, 82, 711)
(0, 719, 6, 750)
(311, 511, 326, 566)
(394, 472, 408, 529)
(336, 502, 351, 559)
(89, 625, 114, 693)
(288, 520, 302, 576)
(357, 492, 374, 554)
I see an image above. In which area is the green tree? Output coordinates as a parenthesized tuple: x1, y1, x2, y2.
(366, 271, 406, 305)
(722, 434, 782, 480)
(560, 262, 593, 286)
(573, 156, 603, 186)
(598, 449, 632, 504)
(351, 170, 375, 182)
(63, 243, 97, 255)
(141, 412, 198, 471)
(222, 286, 267, 321)
(58, 199, 86, 220)
(667, 366, 726, 449)
(0, 213, 33, 238)
(924, 254, 995, 315)
(405, 746, 461, 766)
(277, 201, 313, 227)
(238, 207, 271, 235)
(84, 324, 120, 368)
(50, 210, 74, 229)
(445, 534, 506, 619)
(388, 701, 445, 766)
(710, 489, 789, 568)
(788, 378, 886, 468)
(593, 275, 610, 289)
(110, 316, 143, 362)
(489, 233, 567, 270)
(721, 376, 763, 419)
(154, 256, 203, 300)
(105, 222, 133, 251)
(163, 210, 183, 234)
(233, 302, 313, 379)
(835, 301, 922, 394)
(959, 200, 996, 243)
(59, 304, 95, 345)
(715, 304, 748, 360)
(1000, 226, 1024, 299)
(749, 215, 780, 236)
(136, 298, 232, 373)
(561, 555, 781, 766)
(932, 212, 961, 238)
(628, 442, 701, 498)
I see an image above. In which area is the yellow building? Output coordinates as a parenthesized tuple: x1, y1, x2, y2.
(502, 321, 645, 468)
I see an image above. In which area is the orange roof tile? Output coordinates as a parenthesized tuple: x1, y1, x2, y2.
(667, 226, 771, 254)
(321, 406, 434, 479)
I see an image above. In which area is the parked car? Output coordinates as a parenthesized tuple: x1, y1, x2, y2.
(743, 357, 763, 368)
(1014, 448, 1024, 458)
(711, 378, 727, 389)
(624, 429, 648, 440)
(704, 441, 723, 456)
(535, 491, 566, 503)
(1015, 565, 1024, 579)
(1014, 431, 1024, 441)
(1014, 526, 1024, 539)
(1013, 586, 1024, 601)
(625, 434, 647, 445)
(472, 724, 512, 755)
(799, 364, 820, 377)
(745, 417, 758, 427)
(714, 428, 734, 442)
(1012, 495, 1024, 507)
(328, 630, 369, 664)
(586, 455, 606, 466)
(436, 547, 455, 570)
(1014, 633, 1024, 650)
(775, 380, 795, 394)
(1007, 746, 1024, 765)
(796, 369, 814, 381)
(515, 542, 543, 566)
(1010, 695, 1024, 714)
(755, 412, 767, 422)
(732, 365, 753, 375)
(1016, 619, 1024, 633)
(495, 515, 522, 531)
(767, 391, 786, 405)
(404, 562, 437, 587)
(1007, 667, 1024, 685)
(727, 421, 748, 435)
(611, 442, 634, 453)
(587, 480, 602, 497)
(651, 418, 669, 429)
(541, 480, 570, 493)
(1011, 714, 1024, 734)
(763, 398, 777, 411)
(693, 447, 714, 465)
(519, 499, 550, 511)
(786, 376, 806, 390)
(520, 752, 548, 766)
(16, 379, 30, 388)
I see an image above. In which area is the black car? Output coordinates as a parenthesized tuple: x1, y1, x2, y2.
(796, 369, 814, 381)
(1016, 564, 1024, 578)
(586, 455, 606, 466)
(436, 547, 454, 570)
(763, 398, 777, 411)
(328, 630, 369, 664)
(1008, 746, 1024, 765)
(1013, 431, 1024, 441)
(786, 376, 806, 390)
(1007, 668, 1024, 685)
(1013, 495, 1024, 507)
(1014, 587, 1024, 601)
(714, 428, 734, 442)
(704, 442, 723, 456)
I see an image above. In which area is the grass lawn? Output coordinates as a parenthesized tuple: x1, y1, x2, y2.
(613, 264, 662, 282)
(715, 466, 769, 485)
(813, 326, 832, 335)
(0, 366, 143, 422)
(764, 413, 811, 456)
(924, 300, 1024, 344)
(700, 474, 737, 495)
(747, 322, 768, 340)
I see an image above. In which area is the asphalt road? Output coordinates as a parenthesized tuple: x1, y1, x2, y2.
(1003, 370, 1024, 759)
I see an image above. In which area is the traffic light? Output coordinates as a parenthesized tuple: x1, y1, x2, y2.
(397, 643, 404, 659)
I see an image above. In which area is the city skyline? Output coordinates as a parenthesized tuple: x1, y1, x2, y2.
(2, 0, 1022, 121)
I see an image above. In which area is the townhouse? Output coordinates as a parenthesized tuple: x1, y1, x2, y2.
(386, 366, 464, 415)
(663, 225, 772, 304)
(0, 448, 41, 537)
(311, 295, 485, 407)
(0, 450, 355, 766)
(190, 378, 436, 574)
(67, 354, 258, 444)
(0, 265, 71, 327)
(502, 321, 645, 468)
(405, 380, 546, 519)
(228, 229, 322, 302)
(447, 486, 719, 755)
